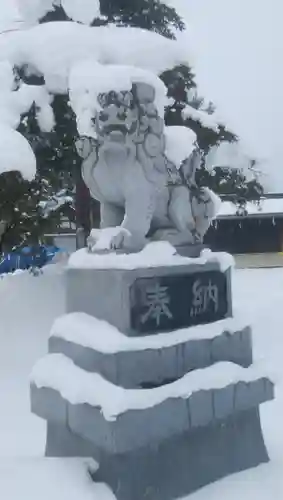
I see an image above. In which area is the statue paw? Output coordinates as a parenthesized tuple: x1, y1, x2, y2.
(87, 227, 132, 253)
(109, 228, 131, 250)
(75, 136, 97, 160)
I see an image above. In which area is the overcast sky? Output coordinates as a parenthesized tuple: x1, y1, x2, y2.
(168, 0, 283, 191)
(0, 0, 22, 33)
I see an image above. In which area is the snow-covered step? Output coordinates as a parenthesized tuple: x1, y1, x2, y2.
(31, 353, 273, 453)
(0, 458, 115, 500)
(49, 313, 252, 388)
(30, 353, 274, 500)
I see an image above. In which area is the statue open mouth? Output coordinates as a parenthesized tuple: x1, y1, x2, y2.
(107, 128, 127, 143)
(97, 119, 138, 137)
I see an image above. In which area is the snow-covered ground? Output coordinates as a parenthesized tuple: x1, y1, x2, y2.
(0, 266, 65, 457)
(1, 263, 283, 499)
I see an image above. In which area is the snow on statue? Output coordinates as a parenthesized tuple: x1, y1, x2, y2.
(76, 74, 220, 254)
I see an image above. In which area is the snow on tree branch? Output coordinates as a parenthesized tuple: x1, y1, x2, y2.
(0, 19, 191, 177)
(0, 22, 190, 94)
(0, 123, 36, 179)
(17, 0, 101, 25)
(182, 104, 220, 133)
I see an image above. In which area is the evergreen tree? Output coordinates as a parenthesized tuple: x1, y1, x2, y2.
(38, 0, 266, 193)
(0, 96, 75, 252)
(7, 0, 263, 251)
(97, 0, 185, 38)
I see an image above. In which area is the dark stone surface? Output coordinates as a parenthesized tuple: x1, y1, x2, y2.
(46, 408, 269, 500)
(130, 271, 229, 334)
(175, 243, 204, 258)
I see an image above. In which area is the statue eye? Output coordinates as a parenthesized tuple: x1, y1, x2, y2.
(99, 111, 108, 122)
(118, 110, 127, 120)
(98, 93, 106, 107)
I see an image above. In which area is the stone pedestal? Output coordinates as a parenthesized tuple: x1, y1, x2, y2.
(30, 247, 274, 500)
(66, 255, 232, 336)
(43, 408, 269, 500)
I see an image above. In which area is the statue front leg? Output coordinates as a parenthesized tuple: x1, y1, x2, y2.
(88, 168, 156, 253)
(115, 185, 155, 251)
(106, 179, 155, 252)
(100, 203, 124, 229)
(87, 202, 124, 251)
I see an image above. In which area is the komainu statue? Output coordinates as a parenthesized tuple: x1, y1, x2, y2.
(75, 81, 220, 254)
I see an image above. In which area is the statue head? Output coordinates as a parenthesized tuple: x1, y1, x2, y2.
(93, 82, 164, 146)
(76, 80, 166, 174)
(94, 89, 139, 148)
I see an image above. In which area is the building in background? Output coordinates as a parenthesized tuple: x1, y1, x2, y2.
(205, 194, 283, 254)
(45, 194, 283, 256)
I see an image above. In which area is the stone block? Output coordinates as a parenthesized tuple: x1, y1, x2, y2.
(68, 403, 115, 453)
(30, 384, 67, 425)
(183, 338, 211, 371)
(263, 377, 275, 401)
(188, 390, 214, 428)
(66, 261, 232, 336)
(234, 381, 252, 411)
(244, 378, 274, 410)
(230, 326, 253, 367)
(115, 348, 162, 388)
(213, 385, 235, 420)
(45, 421, 100, 459)
(49, 336, 118, 384)
(211, 326, 252, 368)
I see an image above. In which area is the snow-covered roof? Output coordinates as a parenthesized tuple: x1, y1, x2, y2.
(218, 199, 283, 219)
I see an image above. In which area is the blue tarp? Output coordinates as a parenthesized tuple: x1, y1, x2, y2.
(0, 245, 63, 274)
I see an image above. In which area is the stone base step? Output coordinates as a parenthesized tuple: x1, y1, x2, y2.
(49, 313, 252, 388)
(30, 353, 273, 454)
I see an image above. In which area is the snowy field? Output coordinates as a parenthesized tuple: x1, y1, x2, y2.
(0, 263, 283, 499)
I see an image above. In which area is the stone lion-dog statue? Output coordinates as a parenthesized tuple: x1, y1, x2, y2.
(75, 81, 219, 254)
